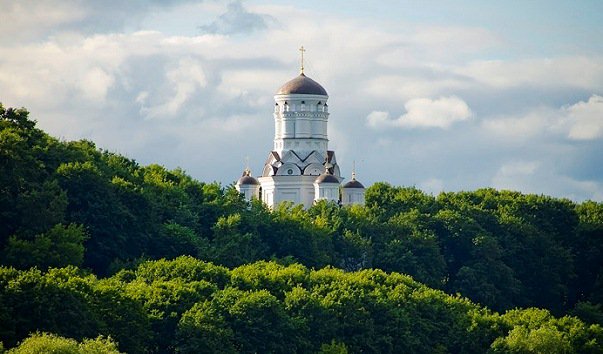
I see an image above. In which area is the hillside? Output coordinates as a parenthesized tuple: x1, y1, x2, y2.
(1, 103, 602, 353)
(2, 258, 602, 353)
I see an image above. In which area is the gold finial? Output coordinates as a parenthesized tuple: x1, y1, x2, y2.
(243, 157, 251, 176)
(299, 45, 306, 74)
(352, 160, 357, 180)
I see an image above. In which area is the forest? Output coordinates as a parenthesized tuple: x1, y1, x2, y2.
(1, 103, 602, 353)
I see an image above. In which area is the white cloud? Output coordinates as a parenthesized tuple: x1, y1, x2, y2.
(366, 111, 391, 128)
(364, 56, 603, 105)
(411, 26, 497, 49)
(374, 26, 500, 68)
(142, 57, 207, 118)
(0, 1, 86, 43)
(481, 95, 603, 142)
(0, 0, 602, 201)
(565, 95, 603, 140)
(217, 69, 282, 107)
(363, 75, 469, 101)
(199, 0, 275, 35)
(454, 57, 603, 90)
(481, 107, 560, 141)
(0, 0, 201, 44)
(80, 67, 115, 103)
(367, 96, 471, 129)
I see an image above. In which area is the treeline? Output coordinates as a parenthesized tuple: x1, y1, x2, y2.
(2, 104, 602, 314)
(1, 258, 602, 353)
(1, 103, 603, 351)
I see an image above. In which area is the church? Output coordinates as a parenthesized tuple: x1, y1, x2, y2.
(236, 49, 365, 208)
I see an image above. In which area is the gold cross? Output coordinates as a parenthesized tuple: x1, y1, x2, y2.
(299, 46, 306, 74)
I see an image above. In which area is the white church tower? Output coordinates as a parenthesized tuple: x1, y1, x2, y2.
(237, 47, 365, 208)
(341, 168, 366, 206)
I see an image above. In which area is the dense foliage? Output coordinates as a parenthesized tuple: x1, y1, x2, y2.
(1, 103, 602, 352)
(5, 333, 120, 354)
(1, 258, 602, 353)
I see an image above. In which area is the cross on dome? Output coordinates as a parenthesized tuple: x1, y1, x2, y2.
(299, 45, 306, 74)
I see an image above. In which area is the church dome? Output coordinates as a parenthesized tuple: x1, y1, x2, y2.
(238, 175, 260, 186)
(276, 73, 328, 96)
(237, 168, 260, 186)
(315, 173, 339, 184)
(342, 179, 365, 189)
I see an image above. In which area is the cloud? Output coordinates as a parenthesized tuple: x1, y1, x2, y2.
(492, 160, 603, 202)
(363, 75, 469, 102)
(142, 57, 208, 118)
(199, 0, 274, 35)
(0, 0, 200, 43)
(481, 95, 603, 142)
(454, 57, 603, 90)
(0, 1, 602, 202)
(481, 107, 560, 141)
(565, 95, 603, 140)
(80, 67, 115, 103)
(0, 1, 85, 43)
(367, 96, 471, 129)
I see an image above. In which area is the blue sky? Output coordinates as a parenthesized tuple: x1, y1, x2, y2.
(1, 0, 602, 201)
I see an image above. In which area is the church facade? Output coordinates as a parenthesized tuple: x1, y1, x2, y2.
(236, 59, 365, 208)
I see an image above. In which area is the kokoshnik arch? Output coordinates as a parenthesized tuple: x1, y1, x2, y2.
(236, 47, 366, 208)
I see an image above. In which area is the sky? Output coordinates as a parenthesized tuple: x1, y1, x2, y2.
(1, 0, 602, 201)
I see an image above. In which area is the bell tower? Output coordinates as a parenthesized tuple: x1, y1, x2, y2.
(236, 48, 365, 208)
(272, 47, 330, 159)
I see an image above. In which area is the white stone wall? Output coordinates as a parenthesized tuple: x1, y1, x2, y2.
(259, 175, 318, 208)
(273, 93, 329, 158)
(236, 184, 260, 201)
(341, 188, 365, 206)
(314, 182, 340, 203)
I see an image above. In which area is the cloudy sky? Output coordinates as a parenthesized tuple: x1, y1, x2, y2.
(1, 0, 602, 201)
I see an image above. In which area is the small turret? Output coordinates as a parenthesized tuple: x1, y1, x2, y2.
(341, 166, 365, 206)
(314, 163, 340, 204)
(236, 168, 260, 201)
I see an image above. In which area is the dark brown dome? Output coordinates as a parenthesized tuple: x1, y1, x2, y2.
(315, 174, 339, 184)
(237, 175, 260, 186)
(276, 73, 328, 96)
(342, 180, 365, 189)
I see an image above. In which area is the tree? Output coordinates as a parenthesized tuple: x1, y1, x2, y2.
(491, 308, 603, 354)
(573, 201, 603, 306)
(176, 300, 237, 354)
(177, 288, 298, 353)
(211, 213, 267, 267)
(4, 224, 87, 269)
(56, 160, 131, 273)
(318, 340, 349, 354)
(0, 105, 66, 245)
(451, 235, 520, 311)
(6, 332, 121, 354)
